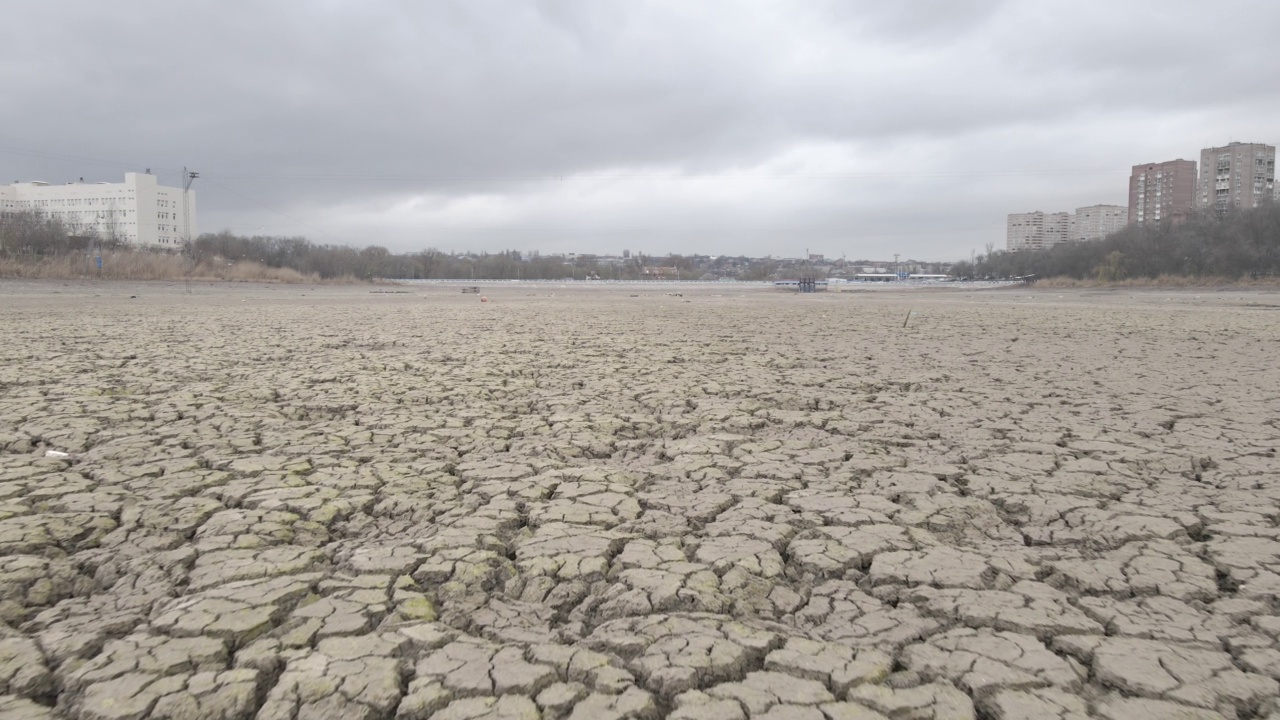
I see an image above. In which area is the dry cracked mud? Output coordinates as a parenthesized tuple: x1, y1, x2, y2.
(1, 279, 1279, 719)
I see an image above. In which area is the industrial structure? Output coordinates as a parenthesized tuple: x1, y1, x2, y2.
(0, 171, 196, 247)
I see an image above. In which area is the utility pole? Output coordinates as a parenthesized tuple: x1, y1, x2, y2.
(894, 253, 900, 280)
(182, 167, 199, 292)
(182, 168, 198, 247)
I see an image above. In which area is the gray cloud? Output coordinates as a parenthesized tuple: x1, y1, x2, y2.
(2, 0, 1278, 259)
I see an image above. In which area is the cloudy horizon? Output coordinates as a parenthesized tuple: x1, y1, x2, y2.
(3, 0, 1278, 261)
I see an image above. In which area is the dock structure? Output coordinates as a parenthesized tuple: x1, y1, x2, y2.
(773, 277, 827, 292)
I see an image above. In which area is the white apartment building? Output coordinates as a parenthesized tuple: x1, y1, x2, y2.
(1006, 211, 1069, 251)
(0, 172, 196, 247)
(1070, 204, 1127, 242)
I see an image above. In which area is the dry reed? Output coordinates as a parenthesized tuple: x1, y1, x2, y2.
(1033, 274, 1280, 289)
(0, 253, 343, 283)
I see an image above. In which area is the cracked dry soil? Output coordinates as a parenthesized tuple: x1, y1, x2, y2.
(1, 280, 1279, 720)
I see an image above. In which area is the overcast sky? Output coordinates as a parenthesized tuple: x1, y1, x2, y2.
(3, 1, 1278, 260)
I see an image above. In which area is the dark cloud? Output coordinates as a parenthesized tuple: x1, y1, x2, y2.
(2, 0, 1277, 259)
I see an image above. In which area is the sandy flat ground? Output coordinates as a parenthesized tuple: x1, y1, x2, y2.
(2, 278, 1280, 719)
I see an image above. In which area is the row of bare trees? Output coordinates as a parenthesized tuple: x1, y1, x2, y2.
(0, 210, 127, 256)
(192, 231, 750, 281)
(8, 209, 924, 282)
(2, 214, 751, 281)
(193, 231, 601, 280)
(951, 204, 1280, 281)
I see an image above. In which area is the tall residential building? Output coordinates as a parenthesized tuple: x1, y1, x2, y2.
(1129, 160, 1196, 226)
(1131, 158, 1198, 225)
(1006, 211, 1069, 251)
(0, 172, 195, 247)
(1070, 204, 1128, 242)
(1197, 142, 1275, 213)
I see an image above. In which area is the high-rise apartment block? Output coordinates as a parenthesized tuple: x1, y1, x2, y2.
(0, 172, 195, 247)
(1070, 204, 1127, 242)
(1197, 142, 1275, 213)
(1006, 211, 1069, 251)
(1129, 160, 1196, 226)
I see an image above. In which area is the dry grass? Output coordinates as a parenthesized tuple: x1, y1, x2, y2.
(0, 253, 349, 283)
(1034, 274, 1280, 289)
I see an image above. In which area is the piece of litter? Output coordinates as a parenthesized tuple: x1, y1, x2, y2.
(44, 450, 70, 458)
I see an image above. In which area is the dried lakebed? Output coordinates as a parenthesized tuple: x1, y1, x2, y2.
(1, 281, 1279, 719)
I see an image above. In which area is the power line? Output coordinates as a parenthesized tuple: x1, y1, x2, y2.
(0, 144, 1123, 183)
(199, 177, 345, 244)
(198, 169, 1122, 181)
(0, 145, 182, 176)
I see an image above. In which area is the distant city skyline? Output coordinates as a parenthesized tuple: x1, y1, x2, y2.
(1008, 137, 1275, 251)
(3, 1, 1279, 260)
